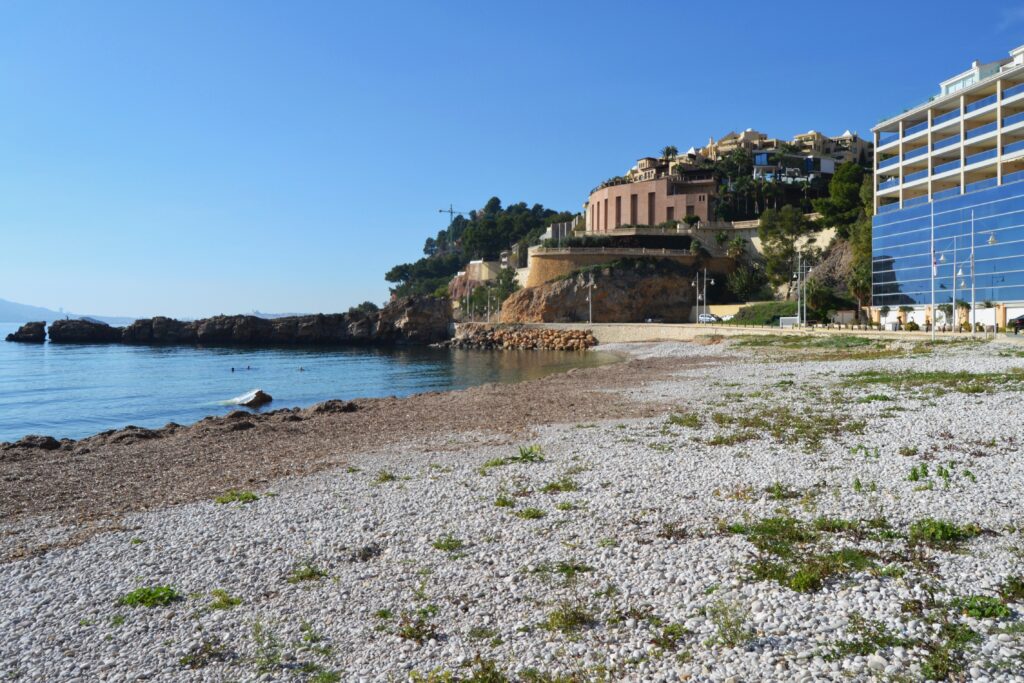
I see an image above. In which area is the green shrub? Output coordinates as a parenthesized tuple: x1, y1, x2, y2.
(118, 585, 182, 608)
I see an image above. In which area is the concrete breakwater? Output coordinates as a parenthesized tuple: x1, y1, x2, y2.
(5, 296, 452, 347)
(441, 324, 597, 351)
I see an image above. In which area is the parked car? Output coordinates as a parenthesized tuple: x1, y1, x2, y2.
(1010, 314, 1024, 334)
(697, 313, 721, 324)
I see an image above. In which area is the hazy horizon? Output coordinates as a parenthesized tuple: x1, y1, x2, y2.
(4, 0, 1023, 318)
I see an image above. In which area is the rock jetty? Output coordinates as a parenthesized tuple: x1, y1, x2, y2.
(19, 296, 452, 347)
(442, 324, 597, 351)
(4, 321, 45, 343)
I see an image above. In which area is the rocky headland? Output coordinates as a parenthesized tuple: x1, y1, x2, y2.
(23, 296, 452, 346)
(501, 258, 702, 323)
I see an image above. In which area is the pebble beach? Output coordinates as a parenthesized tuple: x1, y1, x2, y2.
(3, 335, 1024, 682)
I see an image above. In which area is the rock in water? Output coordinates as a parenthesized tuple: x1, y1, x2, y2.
(5, 321, 46, 343)
(237, 389, 273, 408)
(48, 319, 124, 343)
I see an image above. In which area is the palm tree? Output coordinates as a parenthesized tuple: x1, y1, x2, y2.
(661, 145, 678, 169)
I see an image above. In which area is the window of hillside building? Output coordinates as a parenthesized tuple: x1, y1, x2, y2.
(630, 194, 638, 224)
(666, 206, 675, 222)
(615, 196, 622, 228)
(648, 192, 655, 225)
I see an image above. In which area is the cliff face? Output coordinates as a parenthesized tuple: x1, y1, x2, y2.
(37, 297, 452, 346)
(501, 262, 697, 323)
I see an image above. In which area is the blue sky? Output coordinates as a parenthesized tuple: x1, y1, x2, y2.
(2, 0, 1022, 318)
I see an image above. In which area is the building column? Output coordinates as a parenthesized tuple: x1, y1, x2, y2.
(959, 94, 966, 194)
(927, 108, 934, 202)
(997, 79, 1004, 185)
(873, 129, 880, 212)
(898, 120, 905, 208)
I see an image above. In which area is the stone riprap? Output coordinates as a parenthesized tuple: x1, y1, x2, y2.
(2, 338, 1024, 681)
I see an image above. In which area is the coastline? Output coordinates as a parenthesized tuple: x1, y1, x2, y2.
(4, 337, 1024, 680)
(0, 343, 700, 559)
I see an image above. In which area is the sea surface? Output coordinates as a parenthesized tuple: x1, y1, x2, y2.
(0, 322, 616, 443)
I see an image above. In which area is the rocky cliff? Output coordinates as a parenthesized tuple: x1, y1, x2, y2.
(35, 297, 452, 346)
(501, 259, 699, 323)
(5, 321, 45, 343)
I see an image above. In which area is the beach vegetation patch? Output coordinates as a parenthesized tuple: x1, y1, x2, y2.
(287, 560, 328, 584)
(118, 585, 182, 608)
(540, 476, 579, 494)
(513, 507, 546, 520)
(208, 589, 242, 610)
(705, 599, 752, 647)
(215, 489, 258, 505)
(373, 469, 398, 484)
(432, 534, 464, 553)
(179, 636, 232, 669)
(542, 600, 595, 634)
(908, 518, 981, 550)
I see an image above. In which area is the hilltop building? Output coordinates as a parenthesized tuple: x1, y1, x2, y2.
(871, 43, 1024, 328)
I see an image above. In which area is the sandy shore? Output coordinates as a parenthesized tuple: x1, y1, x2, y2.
(3, 336, 1024, 681)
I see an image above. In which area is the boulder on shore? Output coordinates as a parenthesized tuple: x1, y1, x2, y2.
(239, 390, 273, 408)
(5, 321, 46, 343)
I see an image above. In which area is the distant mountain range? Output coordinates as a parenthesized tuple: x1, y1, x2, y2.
(0, 298, 136, 326)
(0, 298, 312, 325)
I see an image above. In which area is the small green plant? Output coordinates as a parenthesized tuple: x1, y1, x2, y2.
(650, 623, 690, 651)
(852, 477, 863, 493)
(117, 585, 182, 608)
(431, 534, 464, 553)
(540, 476, 579, 494)
(374, 608, 394, 620)
(597, 537, 618, 548)
(666, 413, 701, 429)
(287, 560, 328, 584)
(129, 537, 143, 545)
(555, 501, 577, 511)
(542, 601, 594, 633)
(309, 671, 342, 683)
(208, 589, 242, 610)
(999, 575, 1024, 602)
(109, 613, 126, 626)
(899, 445, 919, 457)
(908, 518, 981, 549)
(396, 606, 440, 643)
(179, 636, 231, 669)
(373, 469, 398, 484)
(706, 599, 751, 648)
(513, 507, 546, 520)
(513, 445, 545, 463)
(949, 595, 1011, 619)
(251, 621, 282, 673)
(766, 482, 799, 500)
(494, 493, 515, 508)
(215, 489, 258, 504)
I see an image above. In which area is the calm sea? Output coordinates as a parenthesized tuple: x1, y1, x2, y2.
(0, 322, 616, 443)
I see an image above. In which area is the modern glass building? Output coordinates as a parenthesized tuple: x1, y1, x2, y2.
(872, 45, 1024, 327)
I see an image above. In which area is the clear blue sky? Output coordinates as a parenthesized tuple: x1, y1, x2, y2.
(2, 0, 1022, 318)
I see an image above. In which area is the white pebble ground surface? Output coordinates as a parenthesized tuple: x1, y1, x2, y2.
(3, 339, 1024, 682)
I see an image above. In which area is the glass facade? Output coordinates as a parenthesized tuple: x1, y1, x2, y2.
(872, 179, 1024, 306)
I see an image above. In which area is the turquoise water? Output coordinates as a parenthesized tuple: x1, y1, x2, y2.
(0, 322, 615, 443)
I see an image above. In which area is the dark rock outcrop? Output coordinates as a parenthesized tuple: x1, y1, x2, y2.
(5, 321, 45, 343)
(2, 434, 61, 451)
(48, 319, 124, 343)
(239, 390, 273, 408)
(45, 297, 453, 347)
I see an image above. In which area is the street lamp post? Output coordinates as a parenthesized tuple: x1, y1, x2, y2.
(692, 268, 715, 322)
